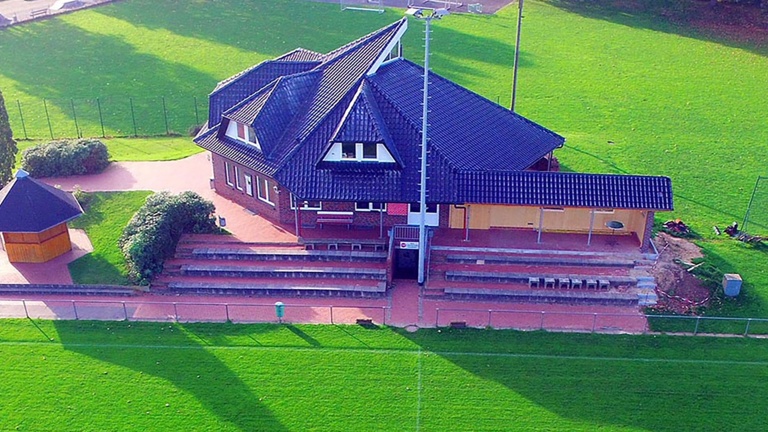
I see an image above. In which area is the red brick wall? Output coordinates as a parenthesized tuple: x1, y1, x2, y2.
(211, 154, 281, 222)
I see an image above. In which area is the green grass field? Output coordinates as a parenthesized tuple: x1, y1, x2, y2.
(0, 320, 766, 431)
(67, 191, 151, 285)
(1, 0, 767, 316)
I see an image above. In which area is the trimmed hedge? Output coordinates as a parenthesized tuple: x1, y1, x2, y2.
(119, 191, 218, 285)
(21, 139, 110, 177)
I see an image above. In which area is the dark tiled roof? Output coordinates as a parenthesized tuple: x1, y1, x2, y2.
(367, 59, 565, 171)
(456, 171, 674, 210)
(0, 172, 83, 232)
(209, 60, 320, 125)
(275, 48, 325, 62)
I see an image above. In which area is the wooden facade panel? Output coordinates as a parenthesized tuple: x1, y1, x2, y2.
(3, 228, 72, 263)
(449, 205, 647, 241)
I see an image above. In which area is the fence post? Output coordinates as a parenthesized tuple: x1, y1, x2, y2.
(22, 299, 29, 319)
(487, 309, 492, 328)
(540, 311, 545, 330)
(744, 318, 752, 337)
(382, 306, 387, 326)
(162, 96, 170, 135)
(122, 301, 128, 321)
(173, 302, 178, 322)
(694, 316, 701, 335)
(592, 313, 598, 333)
(435, 308, 440, 327)
(330, 305, 334, 324)
(194, 96, 200, 125)
(72, 301, 78, 320)
(16, 100, 28, 140)
(96, 97, 106, 138)
(225, 304, 230, 322)
(129, 97, 138, 137)
(43, 98, 54, 139)
(70, 99, 80, 138)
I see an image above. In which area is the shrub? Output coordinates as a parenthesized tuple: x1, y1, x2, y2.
(119, 191, 218, 284)
(21, 139, 110, 177)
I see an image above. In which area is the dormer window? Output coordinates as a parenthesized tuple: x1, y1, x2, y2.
(324, 142, 394, 163)
(226, 120, 261, 150)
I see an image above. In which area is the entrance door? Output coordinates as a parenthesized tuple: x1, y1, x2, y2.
(244, 174, 253, 196)
(407, 203, 439, 226)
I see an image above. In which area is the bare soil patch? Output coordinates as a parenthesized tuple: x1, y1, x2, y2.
(650, 232, 712, 314)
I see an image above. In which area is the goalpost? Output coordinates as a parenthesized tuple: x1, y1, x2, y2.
(741, 176, 768, 236)
(340, 0, 385, 13)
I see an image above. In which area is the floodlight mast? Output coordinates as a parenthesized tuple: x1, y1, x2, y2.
(407, 8, 449, 285)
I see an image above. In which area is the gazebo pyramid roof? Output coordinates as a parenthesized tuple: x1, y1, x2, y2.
(0, 170, 84, 233)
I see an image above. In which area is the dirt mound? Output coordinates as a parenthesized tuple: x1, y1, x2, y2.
(650, 233, 711, 314)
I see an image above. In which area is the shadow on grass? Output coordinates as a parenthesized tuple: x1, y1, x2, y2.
(53, 320, 288, 431)
(542, 0, 768, 56)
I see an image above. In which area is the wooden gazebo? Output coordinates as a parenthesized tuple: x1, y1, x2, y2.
(0, 170, 84, 263)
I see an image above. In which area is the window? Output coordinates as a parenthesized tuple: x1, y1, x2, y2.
(224, 161, 233, 186)
(594, 208, 615, 214)
(290, 194, 322, 210)
(341, 142, 356, 160)
(409, 203, 437, 213)
(362, 142, 377, 159)
(234, 166, 242, 190)
(237, 123, 246, 140)
(256, 177, 274, 205)
(355, 202, 386, 212)
(543, 207, 565, 212)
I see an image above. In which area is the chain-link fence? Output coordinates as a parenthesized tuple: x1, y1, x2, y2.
(7, 95, 207, 140)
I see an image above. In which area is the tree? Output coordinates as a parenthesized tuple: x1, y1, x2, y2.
(0, 89, 17, 187)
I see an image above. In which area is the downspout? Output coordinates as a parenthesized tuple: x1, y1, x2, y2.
(454, 205, 470, 242)
(587, 208, 595, 246)
(537, 207, 544, 244)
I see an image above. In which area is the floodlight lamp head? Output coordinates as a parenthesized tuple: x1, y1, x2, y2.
(405, 8, 424, 17)
(433, 8, 450, 19)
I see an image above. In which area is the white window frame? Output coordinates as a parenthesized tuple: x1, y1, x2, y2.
(543, 207, 565, 212)
(356, 202, 386, 212)
(362, 142, 377, 160)
(256, 177, 274, 205)
(224, 161, 233, 187)
(594, 208, 615, 214)
(234, 165, 243, 191)
(290, 194, 322, 211)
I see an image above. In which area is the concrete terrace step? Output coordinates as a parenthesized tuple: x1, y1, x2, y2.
(167, 280, 387, 297)
(192, 248, 388, 263)
(431, 244, 647, 261)
(0, 284, 139, 296)
(443, 253, 636, 268)
(444, 270, 637, 287)
(181, 264, 387, 280)
(441, 287, 639, 306)
(430, 262, 630, 278)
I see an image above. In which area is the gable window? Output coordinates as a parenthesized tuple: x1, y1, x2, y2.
(290, 194, 322, 210)
(234, 166, 243, 191)
(237, 123, 246, 140)
(256, 177, 274, 205)
(224, 161, 233, 187)
(356, 202, 386, 212)
(362, 142, 377, 159)
(342, 142, 356, 160)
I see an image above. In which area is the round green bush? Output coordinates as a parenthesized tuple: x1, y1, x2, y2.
(21, 139, 110, 177)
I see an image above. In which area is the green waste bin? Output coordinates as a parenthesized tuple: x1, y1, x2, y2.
(275, 302, 285, 322)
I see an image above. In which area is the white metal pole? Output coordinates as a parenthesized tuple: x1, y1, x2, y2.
(511, 0, 524, 112)
(417, 16, 431, 285)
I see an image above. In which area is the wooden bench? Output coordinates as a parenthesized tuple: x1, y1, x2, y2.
(316, 211, 353, 229)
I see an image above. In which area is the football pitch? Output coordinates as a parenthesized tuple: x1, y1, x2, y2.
(1, 320, 766, 431)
